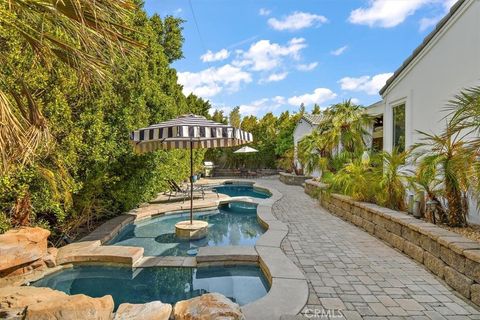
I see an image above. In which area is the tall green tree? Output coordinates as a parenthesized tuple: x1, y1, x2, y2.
(312, 104, 321, 115)
(211, 109, 227, 124)
(186, 94, 211, 117)
(0, 0, 138, 173)
(0, 2, 203, 239)
(229, 106, 241, 128)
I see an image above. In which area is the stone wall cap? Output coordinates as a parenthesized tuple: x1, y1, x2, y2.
(417, 226, 459, 240)
(464, 249, 480, 263)
(438, 236, 478, 248)
(449, 241, 480, 255)
(305, 179, 328, 189)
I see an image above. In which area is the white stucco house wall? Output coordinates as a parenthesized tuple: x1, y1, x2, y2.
(378, 0, 480, 153)
(369, 0, 480, 222)
(293, 114, 322, 177)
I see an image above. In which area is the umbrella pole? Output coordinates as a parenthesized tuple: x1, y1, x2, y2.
(190, 139, 193, 224)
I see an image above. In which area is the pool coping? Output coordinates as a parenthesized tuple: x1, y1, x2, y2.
(49, 179, 309, 320)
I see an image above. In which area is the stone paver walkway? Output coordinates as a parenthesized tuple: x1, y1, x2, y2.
(259, 178, 480, 319)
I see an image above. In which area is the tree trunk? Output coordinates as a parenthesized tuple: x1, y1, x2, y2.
(446, 188, 466, 227)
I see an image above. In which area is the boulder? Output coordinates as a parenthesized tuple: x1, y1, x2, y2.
(0, 286, 114, 320)
(114, 301, 172, 320)
(43, 248, 58, 268)
(0, 307, 25, 319)
(0, 286, 65, 309)
(0, 227, 50, 273)
(25, 294, 114, 320)
(173, 293, 245, 320)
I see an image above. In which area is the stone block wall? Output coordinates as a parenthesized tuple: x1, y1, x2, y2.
(304, 179, 480, 307)
(279, 172, 310, 186)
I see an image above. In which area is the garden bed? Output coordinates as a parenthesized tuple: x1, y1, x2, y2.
(304, 179, 480, 308)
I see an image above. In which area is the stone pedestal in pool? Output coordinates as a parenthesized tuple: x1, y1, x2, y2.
(175, 220, 208, 240)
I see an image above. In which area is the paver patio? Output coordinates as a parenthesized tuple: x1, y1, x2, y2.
(258, 178, 480, 319)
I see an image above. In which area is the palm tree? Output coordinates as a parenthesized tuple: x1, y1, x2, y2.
(412, 129, 474, 227)
(447, 86, 480, 202)
(374, 149, 410, 211)
(447, 86, 480, 141)
(297, 129, 328, 176)
(320, 100, 372, 153)
(0, 0, 138, 172)
(298, 100, 373, 175)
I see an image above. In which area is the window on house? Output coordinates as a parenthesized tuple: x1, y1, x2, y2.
(372, 115, 383, 152)
(393, 104, 405, 152)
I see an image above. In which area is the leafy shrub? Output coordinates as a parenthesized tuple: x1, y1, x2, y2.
(330, 158, 378, 202)
(374, 149, 410, 211)
(0, 212, 11, 234)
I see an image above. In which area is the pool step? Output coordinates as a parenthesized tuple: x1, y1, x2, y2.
(134, 256, 196, 268)
(57, 243, 143, 265)
(196, 246, 259, 264)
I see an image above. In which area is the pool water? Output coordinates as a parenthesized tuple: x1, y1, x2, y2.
(109, 202, 265, 256)
(213, 185, 271, 199)
(32, 265, 269, 310)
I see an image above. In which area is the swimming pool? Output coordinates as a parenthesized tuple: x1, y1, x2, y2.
(109, 202, 265, 256)
(213, 184, 271, 199)
(32, 265, 269, 310)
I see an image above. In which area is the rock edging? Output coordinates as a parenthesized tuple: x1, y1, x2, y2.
(304, 179, 480, 308)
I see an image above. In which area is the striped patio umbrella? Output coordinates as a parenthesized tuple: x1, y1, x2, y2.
(130, 114, 253, 223)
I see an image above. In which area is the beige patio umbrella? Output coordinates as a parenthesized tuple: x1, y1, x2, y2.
(130, 114, 253, 225)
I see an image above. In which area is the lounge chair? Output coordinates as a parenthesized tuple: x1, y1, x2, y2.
(167, 179, 207, 203)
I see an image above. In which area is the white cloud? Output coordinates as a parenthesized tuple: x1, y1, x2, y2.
(351, 98, 361, 105)
(418, 0, 458, 31)
(331, 45, 348, 56)
(208, 105, 232, 117)
(178, 64, 252, 98)
(419, 16, 441, 31)
(238, 96, 286, 116)
(262, 72, 289, 83)
(200, 49, 230, 62)
(234, 38, 307, 71)
(259, 8, 271, 16)
(297, 62, 318, 71)
(288, 88, 337, 106)
(349, 0, 431, 28)
(236, 89, 338, 116)
(268, 11, 328, 31)
(339, 72, 393, 95)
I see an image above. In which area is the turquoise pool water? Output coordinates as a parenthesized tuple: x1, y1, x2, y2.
(109, 202, 265, 256)
(213, 185, 271, 199)
(32, 265, 269, 310)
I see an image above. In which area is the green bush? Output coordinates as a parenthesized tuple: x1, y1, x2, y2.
(0, 4, 207, 240)
(0, 212, 11, 234)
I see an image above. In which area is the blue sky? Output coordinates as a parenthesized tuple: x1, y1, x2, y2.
(144, 0, 456, 116)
